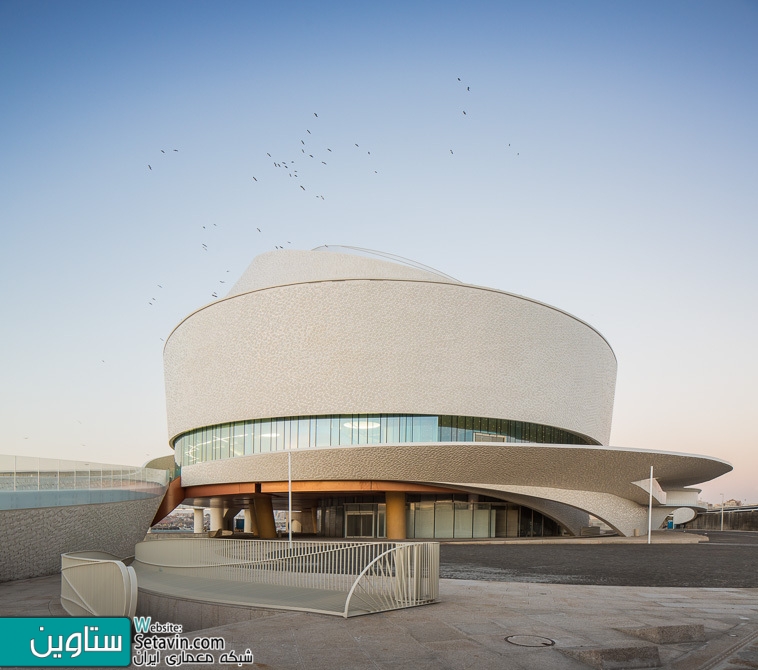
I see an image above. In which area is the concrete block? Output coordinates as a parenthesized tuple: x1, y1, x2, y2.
(559, 643, 661, 668)
(618, 624, 705, 644)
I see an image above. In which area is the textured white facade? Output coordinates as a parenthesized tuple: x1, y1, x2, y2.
(0, 496, 162, 582)
(164, 248, 731, 537)
(165, 249, 617, 445)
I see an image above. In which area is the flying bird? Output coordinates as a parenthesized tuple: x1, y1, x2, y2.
(252, 176, 257, 181)
(462, 111, 466, 115)
(148, 165, 152, 170)
(314, 113, 318, 117)
(300, 185, 305, 190)
(161, 150, 165, 154)
(450, 150, 453, 154)
(457, 77, 461, 81)
(173, 149, 178, 152)
(267, 153, 271, 157)
(307, 130, 311, 134)
(467, 86, 470, 91)
(327, 148, 332, 152)
(355, 144, 359, 147)
(257, 228, 261, 232)
(301, 140, 305, 145)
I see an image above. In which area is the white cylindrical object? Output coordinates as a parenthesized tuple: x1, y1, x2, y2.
(647, 466, 653, 544)
(210, 505, 223, 532)
(193, 507, 204, 533)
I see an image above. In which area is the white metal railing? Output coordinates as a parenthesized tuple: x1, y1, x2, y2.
(133, 538, 438, 617)
(61, 551, 138, 618)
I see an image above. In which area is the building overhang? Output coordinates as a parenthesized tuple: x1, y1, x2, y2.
(179, 442, 731, 507)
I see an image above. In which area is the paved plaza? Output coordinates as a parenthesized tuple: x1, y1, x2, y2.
(0, 531, 756, 669)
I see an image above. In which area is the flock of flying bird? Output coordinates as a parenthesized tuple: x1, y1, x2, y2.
(250, 110, 379, 203)
(145, 76, 519, 311)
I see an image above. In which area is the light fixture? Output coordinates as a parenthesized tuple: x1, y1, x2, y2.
(343, 421, 380, 430)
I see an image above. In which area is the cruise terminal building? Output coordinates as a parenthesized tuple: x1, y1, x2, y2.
(162, 246, 730, 540)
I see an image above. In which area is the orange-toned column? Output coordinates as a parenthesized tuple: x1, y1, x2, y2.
(385, 491, 407, 540)
(244, 505, 259, 535)
(253, 496, 278, 539)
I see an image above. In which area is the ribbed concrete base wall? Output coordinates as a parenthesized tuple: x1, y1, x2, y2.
(0, 496, 163, 582)
(684, 510, 758, 532)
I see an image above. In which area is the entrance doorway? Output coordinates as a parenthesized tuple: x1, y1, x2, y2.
(345, 509, 374, 537)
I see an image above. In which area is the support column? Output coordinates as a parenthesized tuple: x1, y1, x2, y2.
(386, 491, 407, 540)
(193, 508, 204, 534)
(209, 505, 224, 533)
(244, 505, 259, 535)
(253, 496, 278, 539)
(223, 507, 241, 531)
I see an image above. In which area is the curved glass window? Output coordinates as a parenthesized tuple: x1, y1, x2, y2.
(174, 414, 594, 467)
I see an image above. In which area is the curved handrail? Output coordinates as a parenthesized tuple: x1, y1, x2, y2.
(342, 546, 398, 618)
(135, 541, 383, 570)
(61, 551, 137, 618)
(131, 538, 438, 617)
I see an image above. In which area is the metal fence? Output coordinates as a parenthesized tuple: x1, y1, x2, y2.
(133, 538, 439, 617)
(0, 455, 168, 509)
(61, 551, 138, 618)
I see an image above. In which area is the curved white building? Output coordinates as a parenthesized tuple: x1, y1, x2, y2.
(163, 247, 731, 538)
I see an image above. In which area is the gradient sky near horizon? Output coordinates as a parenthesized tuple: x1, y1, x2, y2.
(1, 1, 756, 505)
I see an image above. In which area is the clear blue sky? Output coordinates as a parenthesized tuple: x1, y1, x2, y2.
(1, 1, 756, 504)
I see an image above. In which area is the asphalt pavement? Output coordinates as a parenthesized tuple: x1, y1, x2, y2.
(439, 531, 758, 587)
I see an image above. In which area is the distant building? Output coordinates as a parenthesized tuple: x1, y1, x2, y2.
(161, 247, 731, 538)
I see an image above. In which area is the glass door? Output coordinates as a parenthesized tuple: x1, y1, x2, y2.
(345, 510, 374, 537)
